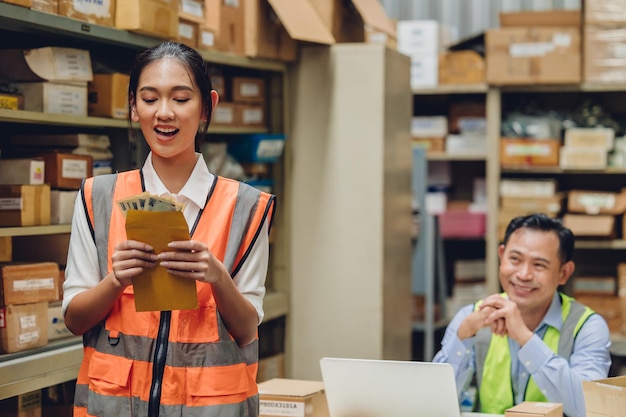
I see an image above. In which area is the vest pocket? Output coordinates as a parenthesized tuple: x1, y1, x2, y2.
(88, 351, 133, 390)
(187, 362, 250, 397)
(175, 300, 219, 343)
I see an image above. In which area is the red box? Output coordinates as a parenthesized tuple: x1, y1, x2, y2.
(438, 211, 486, 238)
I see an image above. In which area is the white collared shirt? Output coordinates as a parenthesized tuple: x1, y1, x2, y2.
(62, 152, 268, 324)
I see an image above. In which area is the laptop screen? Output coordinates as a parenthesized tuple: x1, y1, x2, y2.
(320, 357, 462, 417)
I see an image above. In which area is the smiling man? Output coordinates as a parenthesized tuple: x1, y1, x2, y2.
(433, 213, 611, 417)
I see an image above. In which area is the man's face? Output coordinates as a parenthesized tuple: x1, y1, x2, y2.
(498, 228, 572, 315)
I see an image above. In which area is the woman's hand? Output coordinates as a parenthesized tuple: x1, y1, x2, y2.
(157, 240, 228, 283)
(111, 240, 157, 287)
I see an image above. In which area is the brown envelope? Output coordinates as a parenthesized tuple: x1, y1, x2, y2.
(125, 210, 198, 311)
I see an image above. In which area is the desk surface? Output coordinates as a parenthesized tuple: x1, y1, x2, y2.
(461, 414, 501, 417)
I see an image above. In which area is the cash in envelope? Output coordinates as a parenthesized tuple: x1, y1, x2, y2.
(117, 192, 185, 216)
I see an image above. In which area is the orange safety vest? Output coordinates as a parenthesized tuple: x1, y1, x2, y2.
(73, 170, 275, 417)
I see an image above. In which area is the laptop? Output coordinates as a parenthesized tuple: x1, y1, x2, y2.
(320, 357, 466, 417)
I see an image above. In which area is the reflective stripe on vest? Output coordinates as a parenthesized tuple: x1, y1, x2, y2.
(74, 170, 275, 417)
(475, 293, 594, 414)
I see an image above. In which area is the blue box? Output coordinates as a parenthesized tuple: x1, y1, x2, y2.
(227, 134, 285, 163)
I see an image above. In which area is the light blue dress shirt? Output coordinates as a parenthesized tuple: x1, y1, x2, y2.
(433, 293, 612, 417)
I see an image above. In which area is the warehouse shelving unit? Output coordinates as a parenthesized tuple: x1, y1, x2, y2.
(0, 3, 289, 400)
(413, 81, 626, 358)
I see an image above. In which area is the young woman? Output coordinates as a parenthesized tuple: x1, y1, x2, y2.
(62, 42, 275, 417)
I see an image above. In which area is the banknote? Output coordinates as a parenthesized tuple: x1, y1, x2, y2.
(117, 192, 184, 217)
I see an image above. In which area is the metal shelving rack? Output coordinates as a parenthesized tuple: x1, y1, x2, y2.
(0, 3, 289, 400)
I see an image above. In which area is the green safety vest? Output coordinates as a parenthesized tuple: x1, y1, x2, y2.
(474, 293, 595, 414)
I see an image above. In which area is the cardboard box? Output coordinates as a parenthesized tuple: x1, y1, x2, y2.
(584, 0, 626, 25)
(31, 0, 57, 14)
(179, 0, 204, 23)
(584, 25, 626, 84)
(205, 0, 245, 55)
(500, 138, 560, 167)
(500, 10, 581, 27)
(412, 137, 445, 154)
(0, 93, 25, 110)
(237, 103, 265, 127)
(211, 102, 237, 126)
(0, 390, 42, 417)
(58, 0, 116, 26)
(583, 376, 626, 417)
(0, 262, 60, 306)
(197, 26, 217, 51)
(573, 277, 617, 296)
(41, 152, 93, 190)
(13, 82, 88, 117)
(1, 0, 32, 7)
(559, 146, 607, 170)
(0, 159, 45, 185)
(243, 0, 334, 62)
(49, 190, 77, 224)
(409, 54, 438, 89)
(258, 378, 329, 417)
(88, 73, 129, 119)
(397, 20, 442, 56)
(562, 214, 616, 239)
(0, 302, 49, 354)
(0, 184, 51, 227)
(499, 179, 557, 198)
(568, 189, 626, 215)
(178, 18, 199, 48)
(310, 0, 395, 44)
(564, 128, 614, 150)
(500, 194, 564, 214)
(438, 50, 485, 85)
(486, 27, 581, 85)
(0, 47, 92, 83)
(47, 301, 72, 341)
(504, 401, 563, 417)
(115, 0, 178, 39)
(232, 77, 266, 103)
(0, 237, 11, 263)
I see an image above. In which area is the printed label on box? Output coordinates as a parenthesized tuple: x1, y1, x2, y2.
(179, 23, 194, 39)
(510, 42, 555, 58)
(201, 31, 215, 47)
(13, 278, 56, 291)
(65, 0, 112, 17)
(224, 0, 239, 7)
(257, 140, 284, 159)
(62, 158, 89, 179)
(504, 143, 552, 156)
(53, 48, 94, 79)
(0, 308, 5, 328)
(213, 107, 234, 123)
(0, 197, 22, 210)
(181, 0, 203, 17)
(18, 330, 39, 345)
(20, 314, 37, 329)
(259, 400, 304, 417)
(242, 108, 263, 124)
(240, 83, 261, 97)
(0, 96, 19, 110)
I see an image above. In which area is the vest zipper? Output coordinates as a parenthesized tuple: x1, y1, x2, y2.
(148, 311, 171, 417)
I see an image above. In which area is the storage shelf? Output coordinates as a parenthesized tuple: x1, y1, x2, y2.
(501, 166, 626, 174)
(0, 3, 286, 72)
(0, 109, 269, 134)
(263, 291, 289, 322)
(575, 240, 626, 250)
(0, 337, 83, 401)
(412, 83, 488, 95)
(427, 153, 487, 161)
(0, 292, 288, 401)
(0, 224, 71, 237)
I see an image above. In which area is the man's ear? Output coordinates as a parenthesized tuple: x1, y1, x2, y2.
(559, 260, 575, 286)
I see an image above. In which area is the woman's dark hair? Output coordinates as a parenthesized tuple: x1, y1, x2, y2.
(127, 42, 214, 147)
(502, 213, 574, 265)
